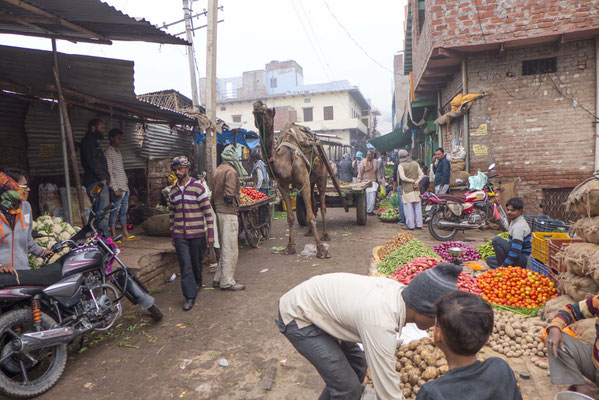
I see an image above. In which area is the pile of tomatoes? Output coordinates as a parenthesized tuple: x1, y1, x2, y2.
(240, 188, 268, 203)
(477, 266, 558, 309)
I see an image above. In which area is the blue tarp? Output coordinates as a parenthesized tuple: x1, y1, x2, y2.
(194, 128, 260, 149)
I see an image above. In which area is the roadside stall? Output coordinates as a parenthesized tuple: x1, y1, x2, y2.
(238, 187, 274, 248)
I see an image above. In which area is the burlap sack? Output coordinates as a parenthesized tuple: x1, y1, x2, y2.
(142, 214, 170, 236)
(560, 272, 599, 302)
(571, 319, 597, 346)
(451, 160, 466, 172)
(539, 295, 575, 321)
(561, 242, 599, 276)
(450, 171, 470, 187)
(573, 217, 599, 244)
(566, 177, 599, 217)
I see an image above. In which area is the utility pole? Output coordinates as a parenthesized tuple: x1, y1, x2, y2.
(205, 0, 218, 181)
(182, 0, 200, 111)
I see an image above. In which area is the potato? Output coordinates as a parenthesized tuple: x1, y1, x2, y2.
(406, 350, 414, 358)
(537, 342, 545, 351)
(422, 366, 438, 381)
(439, 365, 449, 374)
(408, 370, 420, 386)
(514, 328, 523, 337)
(419, 361, 428, 371)
(413, 354, 422, 365)
(398, 351, 405, 358)
(505, 325, 516, 338)
(402, 388, 411, 398)
(409, 341, 419, 351)
(515, 337, 522, 344)
(401, 373, 409, 384)
(396, 361, 402, 371)
(536, 361, 548, 369)
(434, 358, 447, 368)
(525, 336, 534, 344)
(506, 351, 515, 357)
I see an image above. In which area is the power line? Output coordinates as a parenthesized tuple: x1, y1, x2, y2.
(320, 0, 393, 75)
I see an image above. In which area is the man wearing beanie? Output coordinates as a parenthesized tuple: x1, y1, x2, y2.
(277, 263, 462, 400)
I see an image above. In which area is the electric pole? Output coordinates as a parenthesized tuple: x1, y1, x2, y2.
(182, 0, 200, 111)
(205, 0, 218, 180)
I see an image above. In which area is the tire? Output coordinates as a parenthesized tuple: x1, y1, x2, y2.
(242, 213, 261, 248)
(147, 305, 163, 322)
(0, 309, 67, 399)
(296, 196, 307, 227)
(356, 192, 367, 226)
(428, 207, 458, 241)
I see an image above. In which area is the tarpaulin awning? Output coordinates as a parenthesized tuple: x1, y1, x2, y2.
(216, 129, 260, 149)
(0, 0, 189, 45)
(368, 127, 412, 153)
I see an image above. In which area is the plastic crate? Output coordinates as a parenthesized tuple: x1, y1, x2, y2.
(529, 258, 559, 283)
(547, 237, 583, 273)
(532, 232, 570, 264)
(532, 218, 570, 233)
(524, 214, 549, 226)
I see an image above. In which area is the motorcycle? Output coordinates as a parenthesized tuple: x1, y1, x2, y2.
(0, 192, 162, 398)
(420, 163, 509, 241)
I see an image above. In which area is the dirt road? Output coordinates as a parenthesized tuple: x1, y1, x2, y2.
(36, 210, 509, 400)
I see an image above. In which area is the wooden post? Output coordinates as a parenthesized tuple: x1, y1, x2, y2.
(52, 67, 87, 225)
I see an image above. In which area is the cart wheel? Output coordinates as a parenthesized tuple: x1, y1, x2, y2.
(296, 196, 307, 227)
(356, 192, 367, 226)
(243, 212, 261, 248)
(261, 205, 273, 239)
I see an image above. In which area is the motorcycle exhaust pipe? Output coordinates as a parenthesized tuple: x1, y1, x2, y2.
(11, 327, 77, 353)
(437, 221, 482, 229)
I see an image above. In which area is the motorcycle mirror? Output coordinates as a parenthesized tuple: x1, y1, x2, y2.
(90, 184, 103, 198)
(488, 163, 496, 171)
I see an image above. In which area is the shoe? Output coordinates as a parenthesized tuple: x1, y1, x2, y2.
(213, 281, 220, 288)
(367, 212, 375, 216)
(183, 298, 195, 311)
(221, 283, 246, 291)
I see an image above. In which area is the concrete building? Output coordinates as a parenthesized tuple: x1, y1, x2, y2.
(402, 0, 599, 218)
(200, 61, 372, 156)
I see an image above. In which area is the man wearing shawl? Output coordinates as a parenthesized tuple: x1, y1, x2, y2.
(211, 145, 246, 291)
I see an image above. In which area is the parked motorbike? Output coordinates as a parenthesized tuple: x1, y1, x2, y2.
(0, 193, 162, 398)
(420, 163, 508, 241)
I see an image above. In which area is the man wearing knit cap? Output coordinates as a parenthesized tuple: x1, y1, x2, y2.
(277, 263, 462, 400)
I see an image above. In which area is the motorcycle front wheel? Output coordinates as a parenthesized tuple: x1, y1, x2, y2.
(428, 207, 458, 241)
(0, 309, 67, 399)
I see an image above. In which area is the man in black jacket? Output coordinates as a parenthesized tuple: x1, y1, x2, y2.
(80, 118, 110, 236)
(433, 147, 451, 194)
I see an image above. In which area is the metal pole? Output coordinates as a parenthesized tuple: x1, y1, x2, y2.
(205, 0, 218, 181)
(51, 39, 73, 224)
(182, 0, 200, 111)
(461, 60, 470, 173)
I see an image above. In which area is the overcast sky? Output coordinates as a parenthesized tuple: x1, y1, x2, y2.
(1, 0, 405, 132)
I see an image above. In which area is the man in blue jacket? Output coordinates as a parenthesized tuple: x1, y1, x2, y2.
(433, 148, 451, 194)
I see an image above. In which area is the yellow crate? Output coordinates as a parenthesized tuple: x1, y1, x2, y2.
(282, 196, 296, 211)
(532, 232, 569, 264)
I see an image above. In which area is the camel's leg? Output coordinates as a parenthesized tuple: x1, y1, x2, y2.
(299, 186, 329, 259)
(279, 185, 296, 255)
(305, 181, 315, 237)
(318, 178, 330, 242)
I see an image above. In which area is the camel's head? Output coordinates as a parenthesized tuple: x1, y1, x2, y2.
(253, 100, 275, 131)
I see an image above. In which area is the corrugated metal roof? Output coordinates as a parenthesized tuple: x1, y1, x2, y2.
(0, 45, 195, 125)
(140, 124, 193, 160)
(0, 0, 189, 45)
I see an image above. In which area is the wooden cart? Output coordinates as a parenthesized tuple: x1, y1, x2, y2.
(295, 181, 371, 227)
(238, 196, 274, 248)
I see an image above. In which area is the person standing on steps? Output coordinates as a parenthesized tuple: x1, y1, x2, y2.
(212, 145, 246, 291)
(169, 156, 214, 311)
(104, 128, 132, 240)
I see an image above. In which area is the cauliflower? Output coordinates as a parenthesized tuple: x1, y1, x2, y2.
(47, 239, 57, 249)
(52, 217, 62, 224)
(52, 224, 63, 234)
(58, 231, 71, 241)
(66, 227, 76, 235)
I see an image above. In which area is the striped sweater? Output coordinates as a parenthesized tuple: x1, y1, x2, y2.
(548, 295, 599, 371)
(169, 178, 214, 240)
(503, 215, 532, 267)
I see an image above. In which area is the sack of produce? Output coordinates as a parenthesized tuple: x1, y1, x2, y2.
(142, 214, 171, 236)
(538, 295, 575, 321)
(572, 319, 597, 346)
(560, 272, 599, 302)
(377, 232, 415, 261)
(450, 160, 466, 172)
(573, 217, 599, 244)
(449, 171, 470, 187)
(561, 242, 599, 276)
(566, 177, 599, 217)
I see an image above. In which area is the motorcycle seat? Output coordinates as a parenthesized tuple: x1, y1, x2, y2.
(433, 194, 468, 203)
(0, 263, 63, 289)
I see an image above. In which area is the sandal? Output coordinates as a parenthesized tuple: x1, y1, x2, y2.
(125, 235, 140, 241)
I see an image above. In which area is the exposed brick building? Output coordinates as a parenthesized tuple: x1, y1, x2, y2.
(404, 0, 599, 218)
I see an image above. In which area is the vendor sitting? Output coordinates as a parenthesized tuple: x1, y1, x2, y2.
(277, 263, 462, 400)
(486, 197, 531, 269)
(416, 291, 522, 400)
(546, 295, 599, 398)
(0, 168, 52, 274)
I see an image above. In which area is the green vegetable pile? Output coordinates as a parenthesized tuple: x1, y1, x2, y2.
(381, 208, 399, 220)
(477, 232, 510, 260)
(384, 164, 395, 178)
(376, 239, 441, 275)
(379, 198, 391, 209)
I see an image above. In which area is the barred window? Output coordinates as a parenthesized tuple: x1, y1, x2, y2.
(522, 57, 557, 76)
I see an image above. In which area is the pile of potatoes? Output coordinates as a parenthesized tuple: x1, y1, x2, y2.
(486, 310, 548, 369)
(365, 337, 482, 399)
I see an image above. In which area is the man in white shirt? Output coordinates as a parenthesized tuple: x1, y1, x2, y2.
(277, 263, 462, 399)
(105, 128, 131, 239)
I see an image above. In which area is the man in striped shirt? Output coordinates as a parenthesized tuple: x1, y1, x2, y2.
(546, 295, 599, 398)
(486, 198, 531, 269)
(169, 156, 214, 311)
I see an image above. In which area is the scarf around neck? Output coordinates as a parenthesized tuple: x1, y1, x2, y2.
(222, 145, 248, 178)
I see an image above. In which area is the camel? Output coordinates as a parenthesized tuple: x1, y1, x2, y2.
(253, 100, 330, 259)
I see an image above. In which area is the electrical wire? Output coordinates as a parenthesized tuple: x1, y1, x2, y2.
(549, 73, 599, 120)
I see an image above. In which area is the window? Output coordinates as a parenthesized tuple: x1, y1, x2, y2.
(303, 107, 313, 122)
(270, 78, 277, 88)
(323, 106, 334, 121)
(522, 57, 557, 76)
(232, 114, 241, 123)
(418, 0, 426, 33)
(220, 106, 226, 111)
(304, 98, 311, 103)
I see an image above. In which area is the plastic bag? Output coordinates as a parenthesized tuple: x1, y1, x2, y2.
(468, 171, 488, 191)
(390, 193, 399, 207)
(378, 184, 386, 198)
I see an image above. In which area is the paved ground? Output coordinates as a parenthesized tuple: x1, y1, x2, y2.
(31, 210, 557, 400)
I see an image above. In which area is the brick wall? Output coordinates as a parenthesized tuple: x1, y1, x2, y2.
(440, 70, 463, 108)
(465, 39, 596, 213)
(147, 159, 171, 206)
(412, 0, 599, 86)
